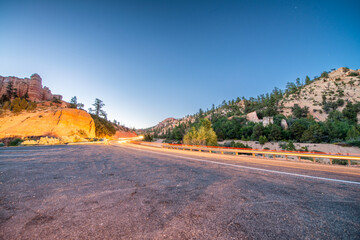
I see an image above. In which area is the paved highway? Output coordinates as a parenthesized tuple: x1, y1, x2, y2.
(1, 144, 359, 239)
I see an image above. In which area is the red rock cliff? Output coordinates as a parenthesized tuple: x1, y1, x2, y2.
(0, 73, 62, 102)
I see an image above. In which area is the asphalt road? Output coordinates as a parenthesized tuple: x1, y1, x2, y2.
(0, 144, 359, 239)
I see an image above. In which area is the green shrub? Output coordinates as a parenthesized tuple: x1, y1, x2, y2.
(320, 71, 329, 78)
(183, 118, 217, 146)
(346, 137, 360, 147)
(348, 72, 359, 76)
(10, 138, 23, 146)
(280, 141, 297, 151)
(52, 97, 61, 104)
(229, 141, 251, 149)
(332, 159, 348, 165)
(259, 135, 268, 145)
(143, 134, 154, 142)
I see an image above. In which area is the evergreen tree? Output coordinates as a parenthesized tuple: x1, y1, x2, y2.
(251, 124, 264, 141)
(289, 120, 307, 141)
(291, 104, 309, 118)
(301, 123, 323, 143)
(89, 98, 106, 117)
(269, 124, 282, 141)
(6, 82, 17, 99)
(70, 96, 78, 108)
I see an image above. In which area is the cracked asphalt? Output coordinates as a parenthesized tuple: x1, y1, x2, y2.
(0, 144, 359, 239)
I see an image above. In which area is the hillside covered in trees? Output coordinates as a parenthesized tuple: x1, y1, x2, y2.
(145, 67, 360, 147)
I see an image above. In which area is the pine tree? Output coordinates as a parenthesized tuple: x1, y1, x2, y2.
(89, 98, 106, 117)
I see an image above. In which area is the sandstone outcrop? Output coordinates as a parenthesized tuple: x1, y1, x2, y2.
(246, 111, 274, 126)
(0, 108, 95, 139)
(262, 116, 274, 127)
(280, 67, 360, 121)
(246, 111, 260, 122)
(281, 119, 288, 130)
(114, 130, 137, 138)
(0, 73, 62, 102)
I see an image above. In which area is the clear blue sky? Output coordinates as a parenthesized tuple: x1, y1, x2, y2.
(1, 0, 359, 128)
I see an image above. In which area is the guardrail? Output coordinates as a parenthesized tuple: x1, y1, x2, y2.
(135, 142, 360, 166)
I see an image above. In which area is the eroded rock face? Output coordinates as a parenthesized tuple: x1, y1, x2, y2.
(262, 117, 274, 127)
(246, 111, 260, 122)
(0, 73, 62, 102)
(281, 119, 288, 130)
(0, 108, 95, 139)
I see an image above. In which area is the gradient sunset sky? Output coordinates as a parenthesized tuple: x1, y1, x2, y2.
(1, 0, 359, 128)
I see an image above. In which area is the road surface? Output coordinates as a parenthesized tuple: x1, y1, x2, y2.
(1, 143, 359, 239)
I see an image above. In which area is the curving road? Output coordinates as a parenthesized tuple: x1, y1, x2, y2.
(1, 143, 359, 239)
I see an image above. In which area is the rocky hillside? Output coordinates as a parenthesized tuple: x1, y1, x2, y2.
(114, 125, 137, 138)
(0, 108, 95, 139)
(0, 73, 136, 143)
(147, 67, 360, 137)
(280, 67, 360, 121)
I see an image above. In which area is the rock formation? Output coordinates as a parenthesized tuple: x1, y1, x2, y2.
(262, 116, 274, 127)
(0, 108, 95, 139)
(246, 111, 260, 122)
(281, 119, 288, 130)
(245, 111, 274, 126)
(0, 73, 62, 102)
(279, 67, 360, 121)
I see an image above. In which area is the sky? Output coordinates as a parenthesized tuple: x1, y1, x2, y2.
(1, 0, 359, 128)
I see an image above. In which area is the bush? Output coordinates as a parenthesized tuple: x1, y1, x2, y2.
(183, 118, 217, 146)
(320, 71, 329, 78)
(229, 141, 251, 149)
(346, 137, 360, 147)
(10, 138, 23, 146)
(251, 124, 264, 141)
(259, 136, 268, 145)
(52, 97, 61, 104)
(143, 134, 154, 142)
(348, 72, 359, 76)
(332, 159, 348, 165)
(289, 120, 307, 141)
(280, 141, 296, 151)
(269, 124, 283, 141)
